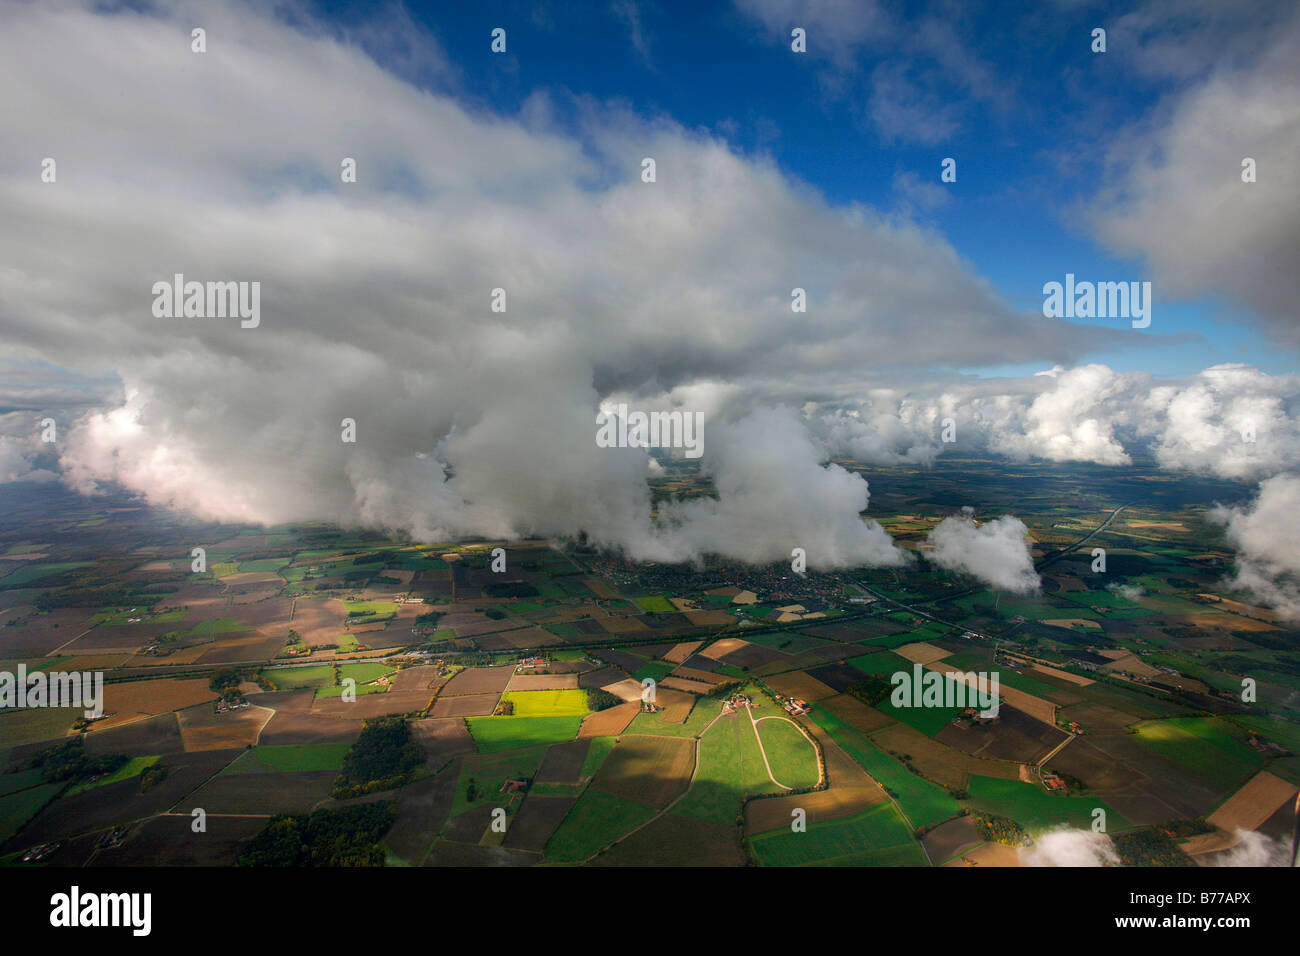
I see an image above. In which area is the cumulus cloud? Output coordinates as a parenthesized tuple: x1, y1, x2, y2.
(1019, 825, 1296, 867)
(1204, 829, 1296, 867)
(1107, 582, 1144, 601)
(0, 435, 57, 484)
(1143, 365, 1300, 480)
(0, 0, 1117, 563)
(1089, 6, 1300, 345)
(658, 407, 907, 568)
(4, 1, 1297, 565)
(1019, 828, 1119, 867)
(926, 511, 1040, 593)
(798, 363, 1300, 482)
(985, 365, 1132, 466)
(810, 401, 939, 466)
(1211, 474, 1300, 619)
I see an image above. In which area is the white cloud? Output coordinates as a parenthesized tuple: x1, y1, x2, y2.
(0, 435, 57, 484)
(659, 407, 907, 568)
(1089, 8, 1300, 346)
(799, 362, 1300, 481)
(0, 0, 1109, 562)
(1204, 829, 1295, 867)
(1019, 828, 1119, 867)
(1211, 473, 1300, 619)
(927, 512, 1040, 593)
(987, 364, 1132, 466)
(1107, 582, 1144, 601)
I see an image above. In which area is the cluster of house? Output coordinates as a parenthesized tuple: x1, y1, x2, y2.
(584, 553, 845, 610)
(721, 692, 754, 716)
(95, 827, 128, 850)
(215, 697, 250, 715)
(1113, 669, 1149, 683)
(393, 594, 425, 604)
(516, 656, 546, 672)
(780, 696, 810, 716)
(20, 841, 59, 863)
(951, 706, 998, 729)
(1042, 772, 1068, 792)
(499, 778, 529, 808)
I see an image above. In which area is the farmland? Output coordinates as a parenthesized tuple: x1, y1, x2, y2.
(465, 715, 585, 753)
(750, 802, 927, 866)
(0, 459, 1297, 868)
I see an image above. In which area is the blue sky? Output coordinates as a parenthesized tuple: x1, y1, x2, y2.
(297, 0, 1298, 379)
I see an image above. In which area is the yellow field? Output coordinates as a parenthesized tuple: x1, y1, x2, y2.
(502, 689, 589, 717)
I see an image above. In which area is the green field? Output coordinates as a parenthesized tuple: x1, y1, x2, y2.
(0, 783, 63, 843)
(343, 600, 399, 620)
(1133, 717, 1265, 789)
(502, 689, 589, 717)
(633, 661, 675, 684)
(0, 562, 92, 587)
(338, 662, 396, 685)
(995, 668, 1065, 699)
(864, 631, 929, 649)
(0, 769, 46, 797)
(672, 707, 778, 823)
(964, 775, 1130, 832)
(755, 718, 820, 790)
(634, 596, 676, 613)
(750, 801, 927, 866)
(66, 755, 161, 796)
(580, 736, 617, 780)
(465, 715, 584, 753)
(875, 674, 967, 736)
(449, 746, 549, 819)
(223, 743, 352, 774)
(848, 650, 911, 676)
(544, 789, 657, 862)
(238, 558, 291, 572)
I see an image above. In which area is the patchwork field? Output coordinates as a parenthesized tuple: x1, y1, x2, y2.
(3, 461, 1299, 868)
